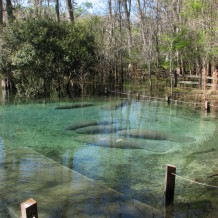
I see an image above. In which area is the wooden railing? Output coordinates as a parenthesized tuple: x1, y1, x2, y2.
(178, 73, 217, 88)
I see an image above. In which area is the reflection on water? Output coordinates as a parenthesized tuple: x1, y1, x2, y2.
(0, 96, 217, 217)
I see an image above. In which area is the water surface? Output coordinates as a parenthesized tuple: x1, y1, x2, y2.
(0, 96, 217, 217)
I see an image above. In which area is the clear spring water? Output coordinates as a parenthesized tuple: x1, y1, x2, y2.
(0, 95, 217, 217)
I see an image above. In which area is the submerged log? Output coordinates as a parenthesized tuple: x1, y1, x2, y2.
(118, 129, 196, 143)
(55, 103, 94, 110)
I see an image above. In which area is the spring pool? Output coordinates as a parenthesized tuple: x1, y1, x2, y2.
(0, 96, 217, 217)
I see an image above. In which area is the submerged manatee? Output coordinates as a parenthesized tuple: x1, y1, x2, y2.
(118, 129, 196, 143)
(65, 120, 114, 131)
(75, 125, 126, 134)
(55, 103, 94, 110)
(119, 129, 168, 140)
(74, 134, 172, 152)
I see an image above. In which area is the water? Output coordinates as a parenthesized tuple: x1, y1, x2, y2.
(0, 95, 217, 217)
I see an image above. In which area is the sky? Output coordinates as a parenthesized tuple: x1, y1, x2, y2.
(76, 0, 106, 14)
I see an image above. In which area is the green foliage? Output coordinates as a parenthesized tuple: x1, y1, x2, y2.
(0, 18, 96, 96)
(161, 29, 190, 53)
(183, 0, 204, 18)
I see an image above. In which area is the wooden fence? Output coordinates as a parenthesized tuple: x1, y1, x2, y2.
(178, 71, 218, 89)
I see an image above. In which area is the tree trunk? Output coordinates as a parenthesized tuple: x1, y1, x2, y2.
(148, 62, 152, 92)
(136, 0, 146, 49)
(155, 0, 161, 79)
(207, 61, 212, 77)
(170, 50, 173, 97)
(122, 0, 132, 56)
(119, 0, 124, 88)
(65, 0, 74, 25)
(6, 0, 14, 21)
(108, 0, 114, 83)
(202, 66, 207, 98)
(0, 0, 3, 33)
(55, 0, 60, 21)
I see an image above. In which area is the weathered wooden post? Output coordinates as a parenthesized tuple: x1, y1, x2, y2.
(104, 87, 108, 96)
(165, 96, 170, 104)
(205, 101, 210, 112)
(21, 198, 38, 218)
(164, 164, 176, 205)
(136, 93, 140, 101)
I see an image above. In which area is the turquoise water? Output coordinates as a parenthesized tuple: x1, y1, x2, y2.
(0, 95, 217, 217)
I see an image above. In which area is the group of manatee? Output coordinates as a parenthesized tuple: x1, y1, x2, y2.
(57, 102, 196, 152)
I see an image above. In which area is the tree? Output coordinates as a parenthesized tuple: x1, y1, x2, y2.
(122, 0, 132, 56)
(55, 0, 60, 22)
(6, 0, 15, 21)
(0, 0, 3, 32)
(66, 0, 74, 25)
(0, 18, 96, 97)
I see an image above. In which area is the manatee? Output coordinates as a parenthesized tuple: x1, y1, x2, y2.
(118, 129, 168, 140)
(65, 120, 113, 131)
(74, 134, 172, 152)
(55, 103, 94, 110)
(118, 129, 196, 143)
(75, 125, 126, 134)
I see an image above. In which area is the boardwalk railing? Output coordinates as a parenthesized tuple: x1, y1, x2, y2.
(178, 72, 217, 88)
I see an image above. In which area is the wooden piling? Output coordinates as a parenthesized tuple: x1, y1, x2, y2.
(164, 164, 176, 205)
(104, 87, 108, 96)
(21, 198, 38, 218)
(165, 96, 170, 104)
(136, 93, 140, 101)
(205, 101, 210, 112)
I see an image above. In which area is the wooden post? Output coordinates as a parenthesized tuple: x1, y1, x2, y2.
(165, 96, 170, 104)
(104, 87, 108, 96)
(136, 93, 140, 101)
(164, 164, 176, 205)
(205, 101, 210, 112)
(21, 198, 38, 218)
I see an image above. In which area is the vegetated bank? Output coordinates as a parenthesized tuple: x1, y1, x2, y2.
(0, 1, 217, 100)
